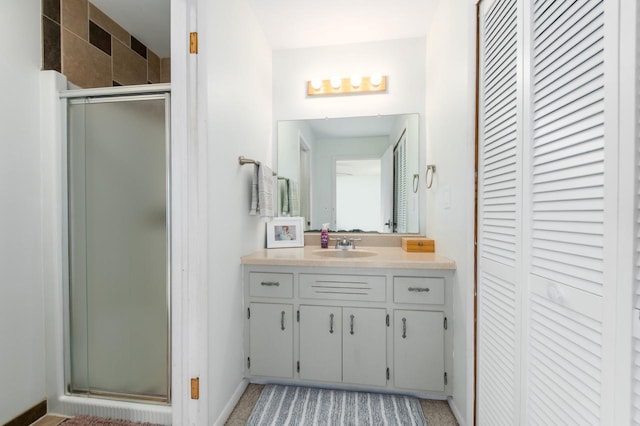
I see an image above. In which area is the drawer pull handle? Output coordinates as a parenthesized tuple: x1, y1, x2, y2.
(261, 281, 280, 287)
(350, 314, 355, 335)
(402, 317, 407, 339)
(408, 287, 430, 293)
(329, 313, 334, 334)
(281, 311, 285, 331)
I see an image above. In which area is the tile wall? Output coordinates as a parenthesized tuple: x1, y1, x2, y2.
(42, 0, 170, 88)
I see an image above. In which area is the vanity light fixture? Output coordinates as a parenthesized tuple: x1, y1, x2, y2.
(307, 74, 388, 96)
(310, 78, 322, 90)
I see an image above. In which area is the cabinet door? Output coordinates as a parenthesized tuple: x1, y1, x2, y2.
(299, 305, 342, 382)
(394, 310, 444, 392)
(249, 303, 293, 378)
(342, 307, 387, 387)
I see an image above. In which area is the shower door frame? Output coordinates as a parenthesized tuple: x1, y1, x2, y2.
(61, 85, 172, 404)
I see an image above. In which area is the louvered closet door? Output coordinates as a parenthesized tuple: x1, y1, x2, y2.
(477, 0, 522, 423)
(633, 1, 640, 419)
(634, 311, 640, 423)
(526, 0, 608, 423)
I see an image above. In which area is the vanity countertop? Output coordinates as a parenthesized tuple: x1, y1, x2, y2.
(241, 246, 456, 270)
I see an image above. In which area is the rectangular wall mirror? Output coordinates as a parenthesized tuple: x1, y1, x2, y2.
(277, 114, 420, 233)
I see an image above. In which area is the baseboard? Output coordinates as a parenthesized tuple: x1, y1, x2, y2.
(4, 400, 47, 426)
(213, 379, 248, 426)
(447, 397, 466, 426)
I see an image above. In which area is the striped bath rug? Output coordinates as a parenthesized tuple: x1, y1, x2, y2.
(246, 384, 427, 425)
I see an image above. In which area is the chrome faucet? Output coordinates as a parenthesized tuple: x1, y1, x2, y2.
(331, 236, 362, 250)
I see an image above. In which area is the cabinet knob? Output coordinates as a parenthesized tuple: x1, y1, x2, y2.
(329, 313, 334, 334)
(402, 317, 407, 339)
(408, 287, 430, 293)
(281, 311, 285, 331)
(350, 314, 355, 335)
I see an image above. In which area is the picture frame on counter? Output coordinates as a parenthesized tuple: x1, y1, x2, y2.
(266, 216, 305, 248)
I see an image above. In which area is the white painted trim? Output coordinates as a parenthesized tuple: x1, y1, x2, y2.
(169, 0, 206, 425)
(59, 83, 171, 98)
(213, 379, 249, 426)
(447, 397, 466, 426)
(615, 0, 637, 423)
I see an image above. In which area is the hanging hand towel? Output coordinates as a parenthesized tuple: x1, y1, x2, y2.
(250, 163, 275, 218)
(289, 180, 300, 216)
(280, 178, 290, 215)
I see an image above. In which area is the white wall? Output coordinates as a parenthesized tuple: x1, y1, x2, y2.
(273, 38, 426, 121)
(425, 1, 477, 425)
(199, 0, 273, 423)
(0, 1, 46, 423)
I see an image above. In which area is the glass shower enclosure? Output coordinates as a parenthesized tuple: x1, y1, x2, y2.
(66, 92, 170, 403)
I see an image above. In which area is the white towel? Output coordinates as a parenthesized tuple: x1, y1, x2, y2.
(250, 164, 275, 218)
(279, 178, 290, 215)
(289, 180, 300, 216)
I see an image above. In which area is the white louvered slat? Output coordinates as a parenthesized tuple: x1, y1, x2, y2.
(478, 0, 520, 423)
(528, 293, 603, 425)
(633, 4, 640, 424)
(531, 0, 605, 297)
(636, 0, 640, 310)
(478, 269, 517, 425)
(481, 0, 519, 267)
(633, 311, 640, 423)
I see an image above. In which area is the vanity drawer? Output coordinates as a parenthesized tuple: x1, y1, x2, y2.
(299, 274, 386, 302)
(249, 272, 293, 298)
(394, 277, 445, 305)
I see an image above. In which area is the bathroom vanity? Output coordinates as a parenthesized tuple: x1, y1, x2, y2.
(241, 246, 456, 396)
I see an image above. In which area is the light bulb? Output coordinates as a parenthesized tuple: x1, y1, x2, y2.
(330, 76, 342, 89)
(310, 78, 322, 90)
(350, 75, 362, 88)
(370, 73, 383, 87)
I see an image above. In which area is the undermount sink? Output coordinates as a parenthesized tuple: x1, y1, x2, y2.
(312, 249, 378, 258)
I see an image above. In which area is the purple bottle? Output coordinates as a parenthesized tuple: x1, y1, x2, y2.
(321, 223, 329, 248)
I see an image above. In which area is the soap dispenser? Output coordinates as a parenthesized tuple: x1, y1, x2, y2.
(321, 223, 329, 248)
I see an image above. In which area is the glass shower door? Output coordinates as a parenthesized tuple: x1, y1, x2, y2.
(67, 94, 170, 402)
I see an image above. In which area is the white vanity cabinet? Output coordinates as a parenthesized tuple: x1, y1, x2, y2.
(298, 305, 387, 386)
(246, 272, 294, 378)
(248, 302, 293, 378)
(242, 259, 454, 396)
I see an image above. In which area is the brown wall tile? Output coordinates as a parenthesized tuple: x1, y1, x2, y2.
(43, 0, 61, 23)
(160, 58, 171, 83)
(130, 36, 147, 59)
(43, 16, 61, 72)
(89, 3, 129, 47)
(112, 39, 147, 85)
(89, 21, 111, 55)
(61, 0, 88, 40)
(62, 28, 111, 88)
(147, 50, 161, 83)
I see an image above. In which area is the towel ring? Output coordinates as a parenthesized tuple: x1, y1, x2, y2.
(412, 174, 419, 193)
(425, 165, 436, 189)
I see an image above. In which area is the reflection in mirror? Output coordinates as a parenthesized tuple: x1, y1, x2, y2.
(277, 114, 420, 233)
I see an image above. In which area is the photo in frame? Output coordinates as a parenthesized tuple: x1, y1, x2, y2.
(266, 217, 305, 248)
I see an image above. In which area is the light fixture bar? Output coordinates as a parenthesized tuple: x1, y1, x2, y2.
(307, 75, 387, 96)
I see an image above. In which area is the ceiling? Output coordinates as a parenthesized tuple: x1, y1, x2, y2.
(247, 0, 440, 50)
(306, 115, 398, 139)
(90, 0, 439, 57)
(90, 0, 171, 57)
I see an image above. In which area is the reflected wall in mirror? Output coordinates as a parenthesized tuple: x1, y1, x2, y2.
(277, 114, 419, 233)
